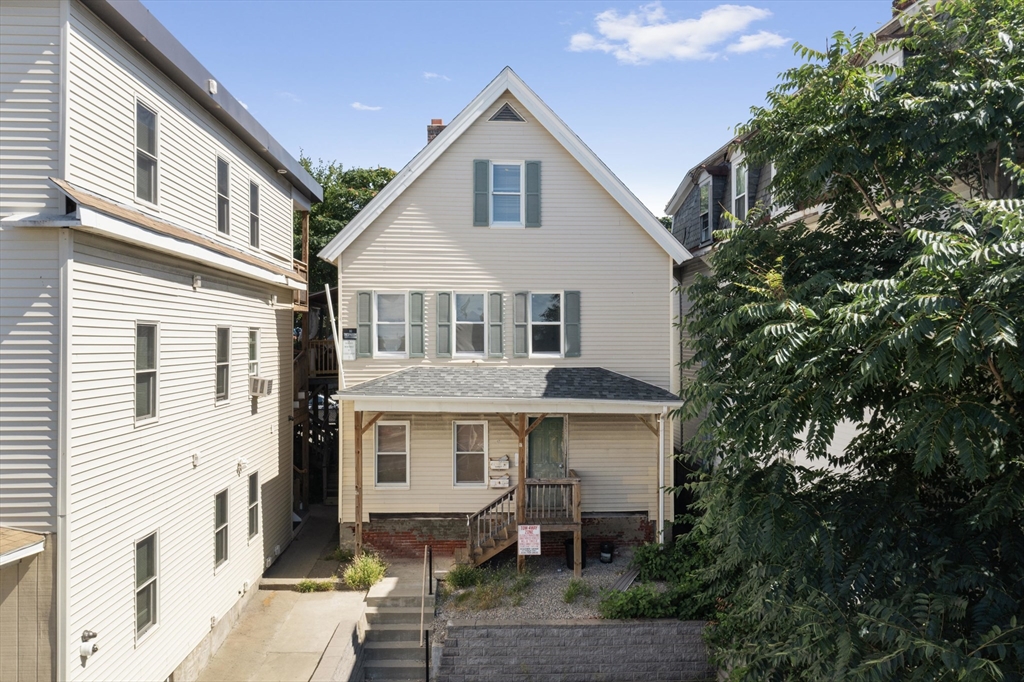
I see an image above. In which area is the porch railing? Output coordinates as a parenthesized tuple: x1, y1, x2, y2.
(467, 485, 517, 557)
(524, 470, 581, 526)
(309, 339, 338, 378)
(292, 259, 308, 311)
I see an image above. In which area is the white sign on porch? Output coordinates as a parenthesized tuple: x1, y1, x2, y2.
(518, 525, 541, 555)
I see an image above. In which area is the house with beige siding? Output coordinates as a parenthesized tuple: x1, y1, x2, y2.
(0, 1, 320, 680)
(318, 68, 690, 575)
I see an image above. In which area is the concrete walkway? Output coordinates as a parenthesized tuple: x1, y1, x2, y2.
(196, 590, 364, 682)
(263, 505, 342, 585)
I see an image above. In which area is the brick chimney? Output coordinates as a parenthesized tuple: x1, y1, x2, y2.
(427, 118, 446, 143)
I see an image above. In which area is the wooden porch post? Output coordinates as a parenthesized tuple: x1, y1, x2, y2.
(354, 410, 363, 557)
(516, 412, 527, 573)
(573, 477, 582, 578)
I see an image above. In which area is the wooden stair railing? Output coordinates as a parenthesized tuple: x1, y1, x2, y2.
(466, 485, 518, 564)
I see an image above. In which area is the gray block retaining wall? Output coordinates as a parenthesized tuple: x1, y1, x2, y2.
(436, 618, 714, 682)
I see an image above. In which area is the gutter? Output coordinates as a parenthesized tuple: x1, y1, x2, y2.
(658, 407, 666, 545)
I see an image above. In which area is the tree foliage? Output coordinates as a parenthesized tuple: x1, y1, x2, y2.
(295, 157, 396, 298)
(679, 1, 1024, 679)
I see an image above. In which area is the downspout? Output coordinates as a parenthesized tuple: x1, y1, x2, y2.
(658, 407, 667, 545)
(56, 228, 73, 682)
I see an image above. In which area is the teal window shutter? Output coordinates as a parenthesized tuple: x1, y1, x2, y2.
(473, 160, 489, 226)
(409, 292, 425, 358)
(356, 291, 372, 357)
(488, 292, 503, 358)
(436, 292, 452, 357)
(564, 291, 580, 357)
(525, 161, 541, 227)
(513, 292, 528, 357)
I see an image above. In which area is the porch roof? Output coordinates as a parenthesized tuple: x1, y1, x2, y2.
(334, 366, 682, 414)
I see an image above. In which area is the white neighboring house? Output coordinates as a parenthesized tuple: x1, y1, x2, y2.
(0, 1, 321, 681)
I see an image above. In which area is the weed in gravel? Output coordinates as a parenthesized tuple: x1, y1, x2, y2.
(342, 553, 387, 590)
(472, 582, 506, 610)
(326, 546, 353, 564)
(447, 563, 485, 589)
(296, 578, 335, 593)
(563, 578, 592, 604)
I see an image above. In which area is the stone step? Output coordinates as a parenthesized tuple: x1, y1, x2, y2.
(364, 640, 426, 661)
(362, 623, 423, 642)
(365, 593, 434, 608)
(363, 606, 426, 624)
(362, 659, 426, 681)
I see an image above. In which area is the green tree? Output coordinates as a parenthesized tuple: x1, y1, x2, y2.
(680, 1, 1024, 679)
(296, 157, 396, 300)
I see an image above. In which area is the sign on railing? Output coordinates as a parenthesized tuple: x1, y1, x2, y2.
(518, 525, 541, 555)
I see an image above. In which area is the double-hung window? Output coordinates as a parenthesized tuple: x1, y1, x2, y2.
(217, 157, 230, 233)
(491, 162, 523, 225)
(248, 473, 259, 539)
(248, 329, 259, 376)
(530, 293, 562, 355)
(733, 163, 747, 223)
(453, 422, 487, 487)
(135, 323, 157, 420)
(214, 490, 228, 567)
(699, 181, 711, 243)
(374, 293, 407, 356)
(454, 293, 486, 355)
(375, 422, 409, 488)
(216, 327, 230, 400)
(249, 182, 260, 248)
(135, 533, 157, 636)
(136, 102, 158, 204)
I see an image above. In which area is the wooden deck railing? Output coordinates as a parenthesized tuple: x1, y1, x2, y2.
(467, 485, 518, 557)
(309, 339, 338, 378)
(292, 259, 308, 311)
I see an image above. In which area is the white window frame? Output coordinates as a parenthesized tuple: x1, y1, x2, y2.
(698, 179, 712, 243)
(489, 160, 525, 228)
(135, 321, 159, 424)
(452, 292, 488, 358)
(733, 158, 748, 225)
(247, 472, 259, 541)
(215, 326, 230, 402)
(453, 421, 488, 488)
(214, 488, 229, 569)
(134, 98, 159, 207)
(134, 530, 158, 642)
(249, 181, 260, 248)
(248, 328, 259, 376)
(374, 420, 410, 489)
(528, 291, 563, 358)
(372, 291, 409, 359)
(216, 156, 230, 234)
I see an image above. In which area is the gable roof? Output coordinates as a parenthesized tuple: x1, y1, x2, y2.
(319, 67, 691, 264)
(664, 137, 737, 217)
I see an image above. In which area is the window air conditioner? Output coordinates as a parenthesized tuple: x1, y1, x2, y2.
(249, 376, 273, 397)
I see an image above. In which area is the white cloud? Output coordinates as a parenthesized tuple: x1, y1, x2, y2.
(351, 102, 382, 111)
(239, 101, 248, 110)
(569, 2, 780, 64)
(423, 72, 451, 81)
(727, 30, 788, 53)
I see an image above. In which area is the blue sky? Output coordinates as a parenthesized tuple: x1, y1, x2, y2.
(144, 0, 893, 216)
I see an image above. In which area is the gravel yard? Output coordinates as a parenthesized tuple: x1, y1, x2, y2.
(431, 548, 634, 646)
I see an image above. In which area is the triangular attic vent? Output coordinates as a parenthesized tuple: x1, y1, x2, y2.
(489, 102, 525, 122)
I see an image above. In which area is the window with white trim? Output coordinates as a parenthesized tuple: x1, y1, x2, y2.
(248, 329, 259, 376)
(491, 162, 523, 225)
(248, 473, 259, 539)
(454, 293, 486, 355)
(216, 327, 230, 400)
(136, 101, 158, 204)
(249, 181, 260, 248)
(214, 489, 228, 567)
(135, 323, 157, 420)
(375, 421, 409, 487)
(135, 532, 157, 636)
(699, 181, 711, 243)
(733, 162, 747, 223)
(217, 157, 230, 234)
(374, 292, 407, 356)
(530, 293, 562, 355)
(453, 422, 487, 486)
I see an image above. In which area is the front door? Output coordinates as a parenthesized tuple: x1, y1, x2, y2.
(528, 417, 566, 516)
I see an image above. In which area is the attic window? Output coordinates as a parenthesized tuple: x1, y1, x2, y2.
(489, 102, 525, 122)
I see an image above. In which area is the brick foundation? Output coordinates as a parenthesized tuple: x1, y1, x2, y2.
(346, 514, 653, 559)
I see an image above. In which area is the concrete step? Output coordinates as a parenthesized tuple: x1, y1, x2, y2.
(363, 606, 426, 624)
(362, 659, 426, 681)
(362, 623, 423, 642)
(364, 640, 426, 661)
(365, 593, 434, 608)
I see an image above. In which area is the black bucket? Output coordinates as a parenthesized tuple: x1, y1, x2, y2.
(564, 538, 587, 570)
(599, 542, 614, 563)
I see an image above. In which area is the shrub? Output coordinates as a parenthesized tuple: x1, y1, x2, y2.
(446, 563, 485, 589)
(296, 578, 335, 593)
(563, 578, 592, 604)
(342, 553, 387, 590)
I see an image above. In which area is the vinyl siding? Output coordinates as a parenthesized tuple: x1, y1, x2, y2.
(64, 1, 293, 265)
(339, 93, 674, 390)
(341, 404, 672, 523)
(0, 538, 56, 682)
(677, 258, 712, 445)
(0, 0, 62, 216)
(0, 225, 60, 532)
(65, 233, 293, 682)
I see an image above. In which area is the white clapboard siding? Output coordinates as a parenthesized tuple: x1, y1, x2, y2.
(0, 225, 60, 531)
(0, 0, 61, 215)
(341, 404, 672, 523)
(64, 2, 293, 266)
(677, 259, 711, 444)
(64, 232, 293, 682)
(339, 94, 674, 390)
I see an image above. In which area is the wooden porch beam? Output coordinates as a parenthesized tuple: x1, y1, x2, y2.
(516, 412, 527, 574)
(523, 414, 549, 438)
(498, 413, 521, 437)
(635, 414, 659, 436)
(360, 411, 384, 435)
(354, 410, 363, 558)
